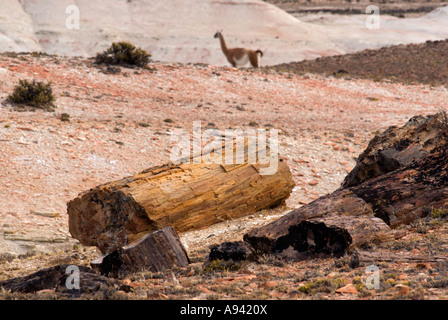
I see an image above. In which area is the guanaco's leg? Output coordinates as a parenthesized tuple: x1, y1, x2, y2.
(249, 52, 259, 68)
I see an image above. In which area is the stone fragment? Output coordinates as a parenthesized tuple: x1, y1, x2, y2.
(208, 241, 253, 262)
(336, 284, 358, 294)
(395, 284, 410, 295)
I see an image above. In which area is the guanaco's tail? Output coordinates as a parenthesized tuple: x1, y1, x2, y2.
(255, 50, 263, 57)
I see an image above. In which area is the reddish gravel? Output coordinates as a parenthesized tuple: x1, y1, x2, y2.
(0, 52, 446, 251)
(0, 52, 447, 300)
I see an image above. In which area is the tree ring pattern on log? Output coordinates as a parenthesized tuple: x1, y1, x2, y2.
(68, 187, 156, 253)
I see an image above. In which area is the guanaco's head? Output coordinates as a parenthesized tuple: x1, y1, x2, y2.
(213, 30, 223, 39)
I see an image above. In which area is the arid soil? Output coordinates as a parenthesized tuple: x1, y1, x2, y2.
(0, 43, 448, 300)
(267, 0, 448, 17)
(3, 0, 448, 68)
(268, 39, 448, 86)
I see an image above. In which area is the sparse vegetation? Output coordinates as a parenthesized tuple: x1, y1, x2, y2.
(60, 113, 70, 122)
(7, 79, 55, 111)
(248, 121, 258, 127)
(202, 259, 241, 273)
(425, 276, 448, 289)
(333, 256, 350, 268)
(297, 278, 346, 295)
(2, 7, 448, 301)
(95, 42, 151, 68)
(431, 207, 448, 219)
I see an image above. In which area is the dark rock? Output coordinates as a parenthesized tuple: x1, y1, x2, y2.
(0, 264, 131, 296)
(208, 241, 252, 262)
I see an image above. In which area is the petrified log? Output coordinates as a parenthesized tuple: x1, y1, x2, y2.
(209, 215, 393, 262)
(244, 188, 375, 254)
(90, 226, 190, 277)
(244, 189, 393, 256)
(350, 250, 448, 268)
(245, 143, 448, 257)
(343, 112, 448, 188)
(68, 138, 294, 253)
(274, 215, 394, 257)
(0, 264, 131, 295)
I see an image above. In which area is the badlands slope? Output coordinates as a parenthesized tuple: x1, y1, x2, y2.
(1, 0, 448, 66)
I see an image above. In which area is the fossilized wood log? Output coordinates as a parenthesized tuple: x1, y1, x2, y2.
(244, 189, 374, 254)
(245, 144, 448, 256)
(273, 215, 394, 258)
(210, 215, 393, 261)
(68, 139, 295, 253)
(90, 227, 190, 277)
(343, 112, 448, 188)
(0, 264, 131, 294)
(244, 190, 393, 256)
(350, 250, 448, 268)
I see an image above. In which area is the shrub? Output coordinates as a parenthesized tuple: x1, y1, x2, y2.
(297, 278, 346, 295)
(248, 121, 258, 127)
(431, 207, 448, 219)
(202, 259, 241, 274)
(7, 79, 55, 111)
(60, 113, 70, 122)
(95, 42, 151, 68)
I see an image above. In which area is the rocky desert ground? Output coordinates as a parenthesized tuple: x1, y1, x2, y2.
(1, 0, 448, 302)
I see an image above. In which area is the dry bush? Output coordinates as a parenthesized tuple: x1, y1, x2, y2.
(7, 79, 55, 111)
(95, 42, 151, 68)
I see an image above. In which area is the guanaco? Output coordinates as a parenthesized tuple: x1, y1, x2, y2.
(214, 30, 263, 68)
